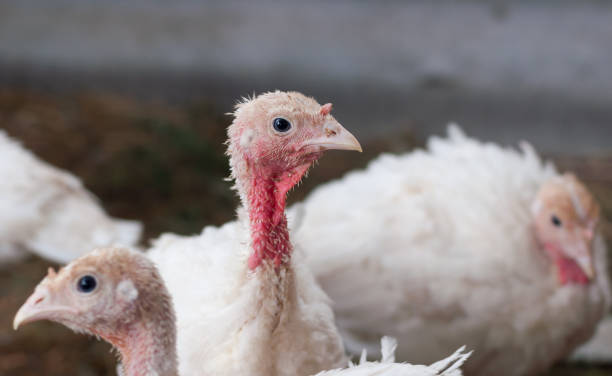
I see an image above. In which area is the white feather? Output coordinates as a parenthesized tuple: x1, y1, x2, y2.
(0, 131, 142, 264)
(289, 125, 610, 376)
(147, 211, 346, 376)
(571, 315, 612, 363)
(314, 337, 470, 376)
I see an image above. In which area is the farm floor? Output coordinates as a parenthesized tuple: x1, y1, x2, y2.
(0, 90, 611, 375)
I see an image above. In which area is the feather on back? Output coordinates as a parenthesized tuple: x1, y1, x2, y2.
(0, 130, 142, 264)
(290, 125, 610, 376)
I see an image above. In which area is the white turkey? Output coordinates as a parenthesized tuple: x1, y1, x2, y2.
(14, 247, 180, 376)
(290, 125, 610, 376)
(0, 130, 142, 264)
(14, 247, 470, 376)
(148, 91, 362, 376)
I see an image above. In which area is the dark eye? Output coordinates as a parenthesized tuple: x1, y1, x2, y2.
(272, 118, 292, 133)
(77, 275, 97, 293)
(551, 215, 562, 227)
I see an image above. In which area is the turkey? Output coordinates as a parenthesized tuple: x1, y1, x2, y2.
(148, 91, 362, 376)
(0, 130, 142, 264)
(14, 247, 470, 376)
(290, 125, 610, 376)
(14, 247, 178, 376)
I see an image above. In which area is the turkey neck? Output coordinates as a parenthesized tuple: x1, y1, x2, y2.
(105, 299, 178, 376)
(243, 162, 311, 270)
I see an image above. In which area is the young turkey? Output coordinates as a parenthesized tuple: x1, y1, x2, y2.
(148, 91, 362, 376)
(14, 247, 177, 376)
(290, 125, 610, 376)
(0, 130, 142, 264)
(14, 248, 470, 376)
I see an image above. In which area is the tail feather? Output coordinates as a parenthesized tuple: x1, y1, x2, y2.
(358, 348, 368, 366)
(316, 339, 469, 376)
(430, 346, 471, 376)
(379, 336, 397, 364)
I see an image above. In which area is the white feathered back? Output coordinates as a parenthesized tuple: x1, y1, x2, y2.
(148, 215, 346, 376)
(292, 124, 610, 376)
(0, 130, 142, 264)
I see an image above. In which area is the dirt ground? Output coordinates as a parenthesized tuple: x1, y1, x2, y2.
(0, 90, 611, 375)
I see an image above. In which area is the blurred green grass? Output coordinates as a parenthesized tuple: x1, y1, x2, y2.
(0, 89, 610, 375)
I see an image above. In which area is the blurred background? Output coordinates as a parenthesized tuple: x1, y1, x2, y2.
(0, 0, 611, 375)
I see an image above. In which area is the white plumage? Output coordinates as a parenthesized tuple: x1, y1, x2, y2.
(147, 91, 362, 376)
(315, 337, 469, 376)
(14, 246, 470, 376)
(148, 215, 346, 376)
(0, 130, 142, 264)
(290, 125, 610, 376)
(571, 316, 612, 363)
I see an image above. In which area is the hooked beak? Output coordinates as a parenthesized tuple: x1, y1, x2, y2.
(575, 254, 595, 280)
(563, 234, 596, 281)
(13, 286, 75, 330)
(302, 122, 362, 153)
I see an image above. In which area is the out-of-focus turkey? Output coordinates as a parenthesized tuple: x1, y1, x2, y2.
(0, 130, 142, 264)
(290, 125, 610, 376)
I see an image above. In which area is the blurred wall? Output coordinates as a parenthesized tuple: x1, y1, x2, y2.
(1, 0, 611, 153)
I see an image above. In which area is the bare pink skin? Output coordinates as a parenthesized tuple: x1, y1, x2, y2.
(532, 173, 601, 286)
(227, 91, 361, 270)
(99, 323, 161, 376)
(14, 248, 178, 376)
(543, 243, 590, 285)
(246, 159, 318, 269)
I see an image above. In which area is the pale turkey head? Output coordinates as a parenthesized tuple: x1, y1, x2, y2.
(532, 173, 601, 285)
(14, 247, 172, 340)
(227, 91, 361, 196)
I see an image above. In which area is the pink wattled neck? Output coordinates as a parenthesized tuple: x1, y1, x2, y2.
(543, 242, 590, 286)
(245, 162, 312, 270)
(99, 321, 178, 376)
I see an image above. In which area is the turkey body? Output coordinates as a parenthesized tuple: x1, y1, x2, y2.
(0, 130, 142, 264)
(146, 91, 359, 376)
(290, 126, 610, 376)
(148, 212, 346, 376)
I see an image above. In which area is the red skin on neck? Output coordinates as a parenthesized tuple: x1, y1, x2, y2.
(544, 243, 590, 286)
(247, 163, 312, 270)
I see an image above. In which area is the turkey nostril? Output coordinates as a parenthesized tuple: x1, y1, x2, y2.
(325, 128, 337, 137)
(34, 297, 44, 305)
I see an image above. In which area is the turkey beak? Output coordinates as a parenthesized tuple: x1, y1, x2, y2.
(564, 234, 596, 281)
(14, 285, 75, 330)
(576, 255, 595, 280)
(303, 122, 362, 153)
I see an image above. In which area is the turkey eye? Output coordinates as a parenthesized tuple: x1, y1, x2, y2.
(272, 118, 292, 133)
(77, 275, 97, 293)
(551, 215, 562, 227)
